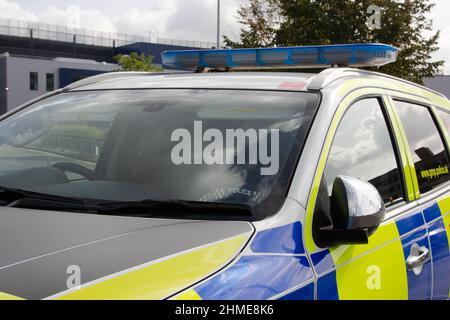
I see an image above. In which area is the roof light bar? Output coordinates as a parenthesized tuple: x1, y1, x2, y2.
(162, 43, 399, 71)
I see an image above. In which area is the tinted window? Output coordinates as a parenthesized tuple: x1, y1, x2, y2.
(29, 72, 38, 91)
(323, 98, 404, 206)
(393, 100, 450, 194)
(46, 73, 55, 92)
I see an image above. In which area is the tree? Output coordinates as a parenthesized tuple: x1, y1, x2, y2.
(114, 52, 163, 72)
(227, 0, 443, 83)
(224, 0, 281, 48)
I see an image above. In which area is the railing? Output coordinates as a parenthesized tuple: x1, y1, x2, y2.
(38, 134, 104, 163)
(0, 18, 216, 49)
(157, 37, 216, 49)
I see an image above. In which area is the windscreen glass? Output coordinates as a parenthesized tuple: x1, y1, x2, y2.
(0, 89, 319, 219)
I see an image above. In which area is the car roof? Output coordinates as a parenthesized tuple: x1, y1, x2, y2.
(63, 69, 449, 108)
(64, 72, 317, 92)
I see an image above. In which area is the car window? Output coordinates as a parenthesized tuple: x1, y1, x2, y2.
(393, 100, 450, 194)
(0, 89, 319, 220)
(323, 98, 404, 206)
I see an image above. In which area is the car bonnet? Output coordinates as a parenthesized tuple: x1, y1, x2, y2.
(0, 207, 253, 300)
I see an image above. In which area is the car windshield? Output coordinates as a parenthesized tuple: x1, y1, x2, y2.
(0, 89, 319, 220)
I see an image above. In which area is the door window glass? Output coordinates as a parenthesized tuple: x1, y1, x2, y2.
(323, 98, 404, 206)
(393, 100, 450, 194)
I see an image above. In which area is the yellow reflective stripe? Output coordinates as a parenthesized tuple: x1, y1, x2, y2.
(171, 289, 202, 300)
(304, 100, 347, 253)
(383, 96, 417, 201)
(0, 292, 24, 300)
(56, 234, 249, 300)
(431, 107, 450, 249)
(437, 197, 450, 251)
(330, 222, 408, 300)
(330, 221, 399, 265)
(437, 196, 450, 216)
(385, 96, 420, 199)
(438, 196, 450, 300)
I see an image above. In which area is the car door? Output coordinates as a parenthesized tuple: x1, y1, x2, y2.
(391, 100, 450, 300)
(309, 96, 432, 300)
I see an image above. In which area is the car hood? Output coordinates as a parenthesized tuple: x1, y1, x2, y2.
(0, 207, 253, 300)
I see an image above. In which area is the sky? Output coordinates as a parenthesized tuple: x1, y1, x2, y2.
(0, 0, 449, 73)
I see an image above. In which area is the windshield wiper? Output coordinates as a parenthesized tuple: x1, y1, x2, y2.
(0, 186, 86, 206)
(4, 193, 253, 218)
(95, 199, 253, 217)
(7, 198, 103, 212)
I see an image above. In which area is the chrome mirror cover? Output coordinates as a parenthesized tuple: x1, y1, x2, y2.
(331, 176, 386, 232)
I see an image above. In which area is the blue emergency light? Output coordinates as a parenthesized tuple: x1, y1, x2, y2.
(162, 43, 398, 71)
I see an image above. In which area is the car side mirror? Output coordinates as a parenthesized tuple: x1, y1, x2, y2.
(318, 176, 385, 246)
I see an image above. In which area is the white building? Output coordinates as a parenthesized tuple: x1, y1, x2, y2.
(0, 53, 117, 114)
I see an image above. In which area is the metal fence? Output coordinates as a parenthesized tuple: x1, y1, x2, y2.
(39, 134, 104, 163)
(157, 37, 216, 49)
(0, 18, 216, 49)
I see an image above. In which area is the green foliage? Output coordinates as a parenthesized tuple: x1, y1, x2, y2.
(226, 0, 444, 83)
(114, 52, 163, 72)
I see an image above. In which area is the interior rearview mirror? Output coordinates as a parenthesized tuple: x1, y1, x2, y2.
(318, 176, 386, 246)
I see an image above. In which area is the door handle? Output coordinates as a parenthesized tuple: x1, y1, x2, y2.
(407, 243, 431, 275)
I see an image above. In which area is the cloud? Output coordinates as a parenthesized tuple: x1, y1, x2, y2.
(430, 0, 450, 73)
(325, 101, 398, 188)
(113, 2, 177, 39)
(0, 0, 37, 21)
(38, 5, 116, 32)
(0, 0, 245, 42)
(0, 1, 116, 32)
(435, 29, 450, 74)
(164, 0, 244, 42)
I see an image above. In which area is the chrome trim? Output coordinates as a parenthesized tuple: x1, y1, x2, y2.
(334, 176, 385, 230)
(406, 244, 431, 276)
(416, 181, 450, 206)
(384, 201, 418, 222)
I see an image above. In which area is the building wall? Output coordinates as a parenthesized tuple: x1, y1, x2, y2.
(0, 55, 6, 114)
(5, 56, 117, 112)
(424, 76, 450, 99)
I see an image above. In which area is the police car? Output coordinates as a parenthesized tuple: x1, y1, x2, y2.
(0, 44, 448, 300)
